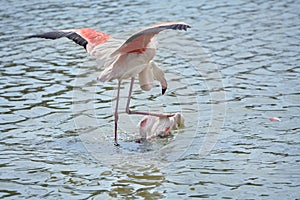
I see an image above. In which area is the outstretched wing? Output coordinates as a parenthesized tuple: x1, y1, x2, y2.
(26, 31, 88, 49)
(26, 28, 110, 53)
(112, 22, 191, 56)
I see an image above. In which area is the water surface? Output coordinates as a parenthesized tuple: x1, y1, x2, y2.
(0, 0, 299, 199)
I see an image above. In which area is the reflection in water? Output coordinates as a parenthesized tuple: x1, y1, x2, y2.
(1, 0, 299, 199)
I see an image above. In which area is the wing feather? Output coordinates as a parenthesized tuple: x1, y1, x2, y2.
(112, 22, 191, 55)
(26, 31, 88, 49)
(26, 28, 110, 52)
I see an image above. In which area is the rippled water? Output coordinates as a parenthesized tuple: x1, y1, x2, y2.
(1, 0, 300, 199)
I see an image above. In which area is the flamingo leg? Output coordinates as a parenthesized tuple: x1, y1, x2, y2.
(125, 77, 174, 117)
(114, 80, 121, 146)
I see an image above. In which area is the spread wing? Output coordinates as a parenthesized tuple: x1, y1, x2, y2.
(112, 22, 191, 56)
(26, 28, 110, 52)
(26, 30, 89, 49)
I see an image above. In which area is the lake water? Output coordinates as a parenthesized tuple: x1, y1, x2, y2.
(1, 0, 299, 199)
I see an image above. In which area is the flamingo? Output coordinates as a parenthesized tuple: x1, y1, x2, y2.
(139, 113, 184, 140)
(26, 22, 191, 145)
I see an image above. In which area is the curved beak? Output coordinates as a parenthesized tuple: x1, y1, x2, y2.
(151, 61, 167, 95)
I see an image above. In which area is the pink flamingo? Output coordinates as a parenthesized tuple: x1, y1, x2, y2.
(27, 22, 191, 145)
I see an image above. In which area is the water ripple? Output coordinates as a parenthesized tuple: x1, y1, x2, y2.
(0, 0, 299, 199)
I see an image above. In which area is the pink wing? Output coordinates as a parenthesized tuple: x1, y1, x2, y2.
(112, 22, 191, 55)
(26, 28, 110, 52)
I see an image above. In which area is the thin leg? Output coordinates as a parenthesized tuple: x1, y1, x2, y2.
(125, 77, 174, 117)
(114, 80, 121, 146)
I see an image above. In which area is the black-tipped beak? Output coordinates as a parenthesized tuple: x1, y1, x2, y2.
(162, 88, 167, 95)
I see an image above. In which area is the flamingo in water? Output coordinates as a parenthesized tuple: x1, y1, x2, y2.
(27, 22, 191, 145)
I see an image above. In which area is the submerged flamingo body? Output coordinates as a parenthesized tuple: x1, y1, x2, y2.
(139, 113, 184, 140)
(27, 22, 191, 145)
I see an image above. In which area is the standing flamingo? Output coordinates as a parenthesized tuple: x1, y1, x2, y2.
(27, 22, 191, 145)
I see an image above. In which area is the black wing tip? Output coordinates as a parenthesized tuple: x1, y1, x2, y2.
(185, 24, 192, 30)
(168, 23, 191, 31)
(24, 35, 34, 39)
(25, 31, 67, 40)
(24, 34, 48, 39)
(25, 31, 88, 50)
